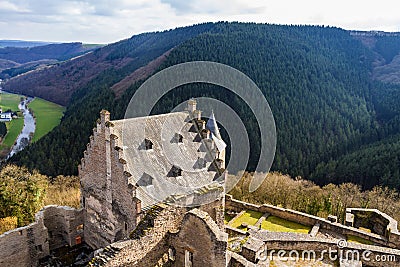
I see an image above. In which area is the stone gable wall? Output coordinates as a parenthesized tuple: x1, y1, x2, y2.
(109, 131, 138, 241)
(80, 116, 114, 249)
(80, 111, 138, 249)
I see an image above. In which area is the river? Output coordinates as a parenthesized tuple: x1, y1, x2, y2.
(7, 97, 35, 159)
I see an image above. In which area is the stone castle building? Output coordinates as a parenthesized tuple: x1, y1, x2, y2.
(1, 99, 400, 267)
(79, 99, 228, 264)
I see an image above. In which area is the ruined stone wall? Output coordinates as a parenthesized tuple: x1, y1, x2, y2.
(198, 196, 225, 229)
(92, 207, 228, 267)
(0, 205, 83, 267)
(42, 205, 84, 250)
(100, 205, 187, 266)
(253, 236, 400, 267)
(0, 212, 48, 267)
(169, 209, 228, 267)
(225, 195, 397, 248)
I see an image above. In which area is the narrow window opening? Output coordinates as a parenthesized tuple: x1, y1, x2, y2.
(169, 165, 182, 177)
(185, 250, 193, 267)
(145, 138, 153, 150)
(177, 133, 183, 143)
(168, 247, 176, 261)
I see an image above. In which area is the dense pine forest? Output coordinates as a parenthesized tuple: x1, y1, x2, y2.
(7, 22, 400, 191)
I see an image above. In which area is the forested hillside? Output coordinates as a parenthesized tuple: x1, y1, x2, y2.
(3, 24, 214, 105)
(7, 22, 400, 191)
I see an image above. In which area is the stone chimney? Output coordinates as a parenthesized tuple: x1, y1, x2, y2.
(187, 98, 197, 112)
(192, 109, 202, 120)
(100, 110, 110, 126)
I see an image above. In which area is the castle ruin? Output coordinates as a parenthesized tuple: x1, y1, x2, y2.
(1, 99, 400, 267)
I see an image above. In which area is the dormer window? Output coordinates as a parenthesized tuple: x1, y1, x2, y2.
(176, 133, 183, 143)
(145, 138, 153, 150)
(169, 165, 182, 177)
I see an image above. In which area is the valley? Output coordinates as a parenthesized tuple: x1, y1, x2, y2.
(2, 22, 400, 191)
(0, 91, 64, 159)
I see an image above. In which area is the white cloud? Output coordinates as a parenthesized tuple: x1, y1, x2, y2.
(0, 0, 399, 43)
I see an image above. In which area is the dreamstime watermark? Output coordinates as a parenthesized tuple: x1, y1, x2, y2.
(122, 61, 277, 206)
(256, 239, 397, 263)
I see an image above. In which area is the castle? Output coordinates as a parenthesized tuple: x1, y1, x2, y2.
(1, 100, 400, 267)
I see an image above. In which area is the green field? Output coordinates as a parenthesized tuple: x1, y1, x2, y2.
(230, 211, 263, 230)
(0, 92, 21, 112)
(261, 215, 311, 234)
(0, 92, 24, 155)
(28, 98, 65, 142)
(0, 118, 24, 148)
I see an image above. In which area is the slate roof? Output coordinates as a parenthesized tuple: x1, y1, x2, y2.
(111, 111, 225, 208)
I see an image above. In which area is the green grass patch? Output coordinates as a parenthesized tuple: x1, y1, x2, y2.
(261, 215, 311, 234)
(0, 118, 24, 148)
(28, 98, 65, 142)
(0, 92, 22, 111)
(230, 210, 263, 229)
(347, 234, 374, 245)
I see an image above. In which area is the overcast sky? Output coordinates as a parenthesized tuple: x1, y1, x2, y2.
(0, 0, 399, 44)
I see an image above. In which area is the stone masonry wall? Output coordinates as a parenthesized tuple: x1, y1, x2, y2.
(225, 195, 398, 248)
(0, 205, 83, 267)
(80, 110, 138, 249)
(256, 237, 400, 267)
(102, 205, 187, 266)
(109, 132, 138, 241)
(198, 196, 225, 230)
(42, 205, 84, 250)
(169, 208, 228, 267)
(80, 111, 113, 249)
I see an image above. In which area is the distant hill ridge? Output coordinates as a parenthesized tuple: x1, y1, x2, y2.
(350, 30, 400, 37)
(0, 42, 96, 64)
(0, 40, 55, 48)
